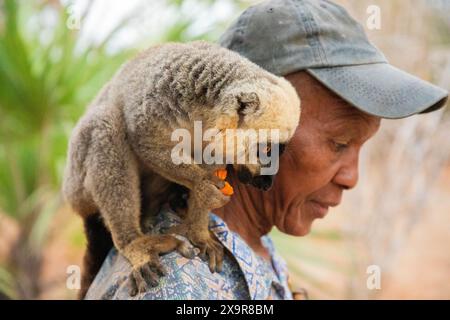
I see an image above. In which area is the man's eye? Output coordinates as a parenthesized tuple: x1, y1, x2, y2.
(333, 141, 348, 152)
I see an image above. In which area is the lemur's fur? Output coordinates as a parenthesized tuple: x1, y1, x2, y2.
(62, 41, 300, 298)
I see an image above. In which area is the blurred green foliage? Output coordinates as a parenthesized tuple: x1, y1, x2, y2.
(0, 0, 133, 298)
(159, 0, 250, 42)
(0, 0, 131, 211)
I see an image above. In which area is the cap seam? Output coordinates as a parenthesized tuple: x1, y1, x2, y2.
(228, 7, 253, 49)
(291, 0, 328, 65)
(302, 0, 329, 65)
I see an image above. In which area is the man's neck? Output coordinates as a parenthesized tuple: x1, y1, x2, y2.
(213, 177, 273, 261)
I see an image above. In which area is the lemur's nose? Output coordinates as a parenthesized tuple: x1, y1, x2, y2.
(251, 175, 273, 191)
(237, 167, 253, 184)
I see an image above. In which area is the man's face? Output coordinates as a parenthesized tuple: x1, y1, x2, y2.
(269, 72, 381, 236)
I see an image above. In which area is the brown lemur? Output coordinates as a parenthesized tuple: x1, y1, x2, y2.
(62, 40, 301, 298)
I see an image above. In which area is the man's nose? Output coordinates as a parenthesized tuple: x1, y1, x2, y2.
(333, 151, 359, 190)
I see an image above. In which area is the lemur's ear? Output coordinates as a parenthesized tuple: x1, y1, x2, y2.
(236, 92, 260, 116)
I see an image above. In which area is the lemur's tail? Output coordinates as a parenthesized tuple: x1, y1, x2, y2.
(78, 213, 113, 300)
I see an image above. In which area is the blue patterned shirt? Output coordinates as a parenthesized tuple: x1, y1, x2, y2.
(85, 205, 293, 300)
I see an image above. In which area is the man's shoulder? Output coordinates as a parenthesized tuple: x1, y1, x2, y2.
(85, 206, 283, 300)
(86, 247, 248, 300)
(141, 250, 248, 300)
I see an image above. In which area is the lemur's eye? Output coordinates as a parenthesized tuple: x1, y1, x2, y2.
(257, 144, 271, 158)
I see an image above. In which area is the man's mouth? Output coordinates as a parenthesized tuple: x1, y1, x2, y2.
(309, 199, 340, 217)
(313, 200, 340, 207)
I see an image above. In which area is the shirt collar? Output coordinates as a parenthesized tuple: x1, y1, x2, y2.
(209, 213, 291, 300)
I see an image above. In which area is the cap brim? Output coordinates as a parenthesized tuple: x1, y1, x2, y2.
(307, 63, 448, 119)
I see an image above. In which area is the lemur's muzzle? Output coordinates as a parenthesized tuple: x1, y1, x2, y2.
(236, 166, 274, 191)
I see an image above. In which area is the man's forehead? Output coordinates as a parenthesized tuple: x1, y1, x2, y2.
(327, 100, 375, 122)
(317, 99, 381, 137)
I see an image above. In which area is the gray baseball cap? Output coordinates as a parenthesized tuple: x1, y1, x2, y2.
(219, 0, 448, 119)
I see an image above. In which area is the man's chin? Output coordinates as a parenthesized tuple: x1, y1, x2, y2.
(278, 218, 312, 236)
(285, 225, 311, 236)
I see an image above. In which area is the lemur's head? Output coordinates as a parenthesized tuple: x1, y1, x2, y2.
(220, 75, 301, 191)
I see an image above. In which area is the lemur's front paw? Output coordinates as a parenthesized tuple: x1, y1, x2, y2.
(169, 224, 224, 274)
(123, 234, 196, 296)
(194, 179, 230, 209)
(192, 230, 224, 274)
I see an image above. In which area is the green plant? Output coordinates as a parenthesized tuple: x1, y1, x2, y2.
(0, 0, 133, 299)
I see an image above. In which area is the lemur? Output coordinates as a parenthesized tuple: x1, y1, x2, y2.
(62, 41, 300, 298)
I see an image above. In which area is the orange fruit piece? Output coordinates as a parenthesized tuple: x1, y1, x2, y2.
(214, 169, 227, 180)
(220, 181, 234, 196)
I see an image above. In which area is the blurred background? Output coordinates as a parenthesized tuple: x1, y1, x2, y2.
(0, 0, 448, 300)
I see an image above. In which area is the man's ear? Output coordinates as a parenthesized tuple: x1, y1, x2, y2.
(236, 92, 260, 117)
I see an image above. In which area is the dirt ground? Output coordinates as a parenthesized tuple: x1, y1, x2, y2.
(377, 177, 450, 299)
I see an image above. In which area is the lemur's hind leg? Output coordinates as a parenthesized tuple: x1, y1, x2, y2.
(131, 142, 230, 273)
(84, 123, 195, 296)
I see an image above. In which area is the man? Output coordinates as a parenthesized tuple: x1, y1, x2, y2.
(84, 0, 447, 299)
